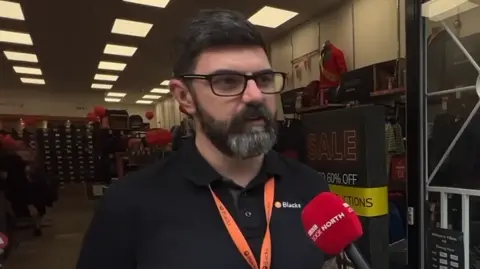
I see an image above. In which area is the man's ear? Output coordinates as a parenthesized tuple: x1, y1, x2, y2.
(169, 79, 196, 115)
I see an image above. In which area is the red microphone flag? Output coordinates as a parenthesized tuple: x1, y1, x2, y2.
(301, 192, 363, 255)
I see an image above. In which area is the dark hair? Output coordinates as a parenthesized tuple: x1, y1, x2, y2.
(172, 9, 268, 77)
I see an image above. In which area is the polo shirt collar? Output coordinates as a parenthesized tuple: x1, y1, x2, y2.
(179, 138, 285, 187)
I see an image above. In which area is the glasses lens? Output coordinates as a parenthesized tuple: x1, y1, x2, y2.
(255, 72, 284, 93)
(211, 74, 246, 96)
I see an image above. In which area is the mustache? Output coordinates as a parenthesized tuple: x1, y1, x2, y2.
(227, 102, 274, 134)
(235, 102, 272, 122)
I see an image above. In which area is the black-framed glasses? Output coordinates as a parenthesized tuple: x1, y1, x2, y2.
(178, 71, 287, 97)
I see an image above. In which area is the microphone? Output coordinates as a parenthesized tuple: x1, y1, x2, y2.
(301, 192, 372, 269)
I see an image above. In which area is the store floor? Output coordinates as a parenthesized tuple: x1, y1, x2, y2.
(6, 183, 94, 269)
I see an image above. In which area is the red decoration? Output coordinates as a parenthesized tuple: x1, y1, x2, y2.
(87, 112, 97, 121)
(145, 111, 154, 120)
(0, 135, 14, 147)
(22, 117, 38, 126)
(145, 129, 172, 146)
(94, 106, 106, 118)
(0, 135, 22, 149)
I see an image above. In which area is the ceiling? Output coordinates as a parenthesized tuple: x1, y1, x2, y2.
(0, 0, 337, 104)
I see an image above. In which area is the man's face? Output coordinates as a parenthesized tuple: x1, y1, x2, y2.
(179, 46, 278, 159)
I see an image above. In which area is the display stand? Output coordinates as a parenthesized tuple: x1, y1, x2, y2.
(37, 125, 95, 185)
(302, 105, 389, 269)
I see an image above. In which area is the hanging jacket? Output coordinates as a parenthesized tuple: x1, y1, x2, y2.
(386, 123, 396, 173)
(392, 123, 405, 154)
(319, 43, 348, 88)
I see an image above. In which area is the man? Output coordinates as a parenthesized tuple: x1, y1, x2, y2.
(77, 9, 330, 269)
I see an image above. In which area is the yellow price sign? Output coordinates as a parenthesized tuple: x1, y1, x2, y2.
(329, 184, 389, 217)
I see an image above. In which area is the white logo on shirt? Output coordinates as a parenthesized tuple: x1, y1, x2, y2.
(275, 201, 302, 209)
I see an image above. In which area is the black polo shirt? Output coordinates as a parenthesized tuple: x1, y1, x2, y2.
(76, 140, 330, 269)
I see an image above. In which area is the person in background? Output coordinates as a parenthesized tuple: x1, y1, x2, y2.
(0, 138, 52, 237)
(1, 140, 32, 224)
(24, 148, 53, 236)
(77, 9, 331, 269)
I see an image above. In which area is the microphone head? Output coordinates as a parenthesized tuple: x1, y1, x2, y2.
(301, 192, 363, 255)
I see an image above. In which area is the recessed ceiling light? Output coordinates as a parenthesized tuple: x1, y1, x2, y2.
(111, 19, 153, 37)
(104, 44, 137, 57)
(421, 0, 479, 21)
(94, 74, 119, 81)
(13, 66, 42, 75)
(21, 77, 45, 84)
(105, 98, 121, 102)
(136, 100, 153, 104)
(150, 88, 169, 94)
(0, 30, 33, 45)
(123, 0, 170, 8)
(92, 83, 113, 89)
(0, 1, 25, 20)
(98, 61, 126, 71)
(3, 51, 38, 63)
(142, 94, 161, 99)
(248, 6, 298, 28)
(160, 80, 169, 86)
(107, 92, 127, 97)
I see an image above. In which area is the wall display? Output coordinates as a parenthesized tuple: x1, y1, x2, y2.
(338, 59, 406, 103)
(428, 228, 464, 269)
(106, 109, 129, 129)
(292, 51, 319, 88)
(129, 115, 144, 129)
(370, 59, 407, 95)
(302, 106, 389, 269)
(281, 88, 305, 114)
(37, 125, 95, 185)
(336, 65, 374, 103)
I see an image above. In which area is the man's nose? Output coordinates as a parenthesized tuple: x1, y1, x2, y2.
(242, 80, 265, 103)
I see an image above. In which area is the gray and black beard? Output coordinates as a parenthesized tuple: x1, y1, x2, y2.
(194, 100, 277, 159)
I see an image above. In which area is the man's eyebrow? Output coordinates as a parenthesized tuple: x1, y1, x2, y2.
(209, 68, 274, 75)
(252, 69, 274, 75)
(209, 69, 240, 75)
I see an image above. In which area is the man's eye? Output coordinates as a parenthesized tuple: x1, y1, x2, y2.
(256, 74, 274, 84)
(213, 75, 243, 85)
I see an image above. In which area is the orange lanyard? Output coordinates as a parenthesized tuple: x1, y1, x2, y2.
(209, 178, 275, 269)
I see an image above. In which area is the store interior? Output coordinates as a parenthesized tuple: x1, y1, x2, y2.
(0, 0, 479, 268)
